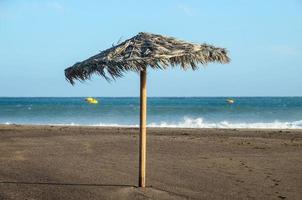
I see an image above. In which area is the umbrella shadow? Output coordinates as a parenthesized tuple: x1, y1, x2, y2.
(0, 181, 136, 188)
(0, 181, 196, 199)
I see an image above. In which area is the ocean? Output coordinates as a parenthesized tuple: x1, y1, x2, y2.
(0, 97, 301, 129)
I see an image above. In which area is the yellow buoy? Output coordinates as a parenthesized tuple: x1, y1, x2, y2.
(226, 98, 235, 104)
(85, 97, 98, 104)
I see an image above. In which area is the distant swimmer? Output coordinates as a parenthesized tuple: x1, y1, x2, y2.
(226, 98, 235, 104)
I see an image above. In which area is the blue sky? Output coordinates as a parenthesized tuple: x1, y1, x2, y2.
(0, 0, 301, 97)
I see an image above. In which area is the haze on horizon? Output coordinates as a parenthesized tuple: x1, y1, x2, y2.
(0, 0, 301, 97)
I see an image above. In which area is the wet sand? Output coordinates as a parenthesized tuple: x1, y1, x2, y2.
(0, 125, 302, 200)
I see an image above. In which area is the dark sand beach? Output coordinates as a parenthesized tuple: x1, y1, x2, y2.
(0, 125, 302, 199)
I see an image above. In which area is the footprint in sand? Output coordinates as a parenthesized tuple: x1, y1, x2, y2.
(266, 174, 286, 199)
(239, 160, 253, 172)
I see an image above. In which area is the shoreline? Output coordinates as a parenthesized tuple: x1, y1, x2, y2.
(2, 124, 302, 141)
(1, 123, 302, 131)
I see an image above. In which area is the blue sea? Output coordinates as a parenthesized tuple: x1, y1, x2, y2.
(0, 97, 302, 129)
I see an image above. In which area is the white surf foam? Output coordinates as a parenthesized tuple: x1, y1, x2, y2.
(2, 118, 302, 129)
(148, 117, 302, 129)
(59, 118, 302, 129)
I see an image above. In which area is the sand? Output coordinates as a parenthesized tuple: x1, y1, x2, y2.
(0, 125, 302, 200)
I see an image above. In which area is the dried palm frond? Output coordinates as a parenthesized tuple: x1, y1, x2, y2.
(65, 32, 230, 84)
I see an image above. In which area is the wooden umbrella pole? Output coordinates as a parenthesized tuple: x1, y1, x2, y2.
(139, 68, 147, 187)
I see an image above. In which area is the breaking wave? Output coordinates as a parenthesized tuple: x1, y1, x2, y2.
(4, 117, 302, 129)
(148, 117, 302, 129)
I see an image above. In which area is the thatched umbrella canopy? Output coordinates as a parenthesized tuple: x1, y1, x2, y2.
(65, 32, 229, 83)
(65, 32, 230, 187)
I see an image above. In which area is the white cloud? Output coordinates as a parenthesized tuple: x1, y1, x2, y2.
(0, 1, 64, 20)
(46, 1, 64, 12)
(271, 45, 300, 56)
(177, 3, 193, 16)
(21, 1, 64, 13)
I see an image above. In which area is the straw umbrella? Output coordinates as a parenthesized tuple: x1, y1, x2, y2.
(65, 32, 230, 187)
